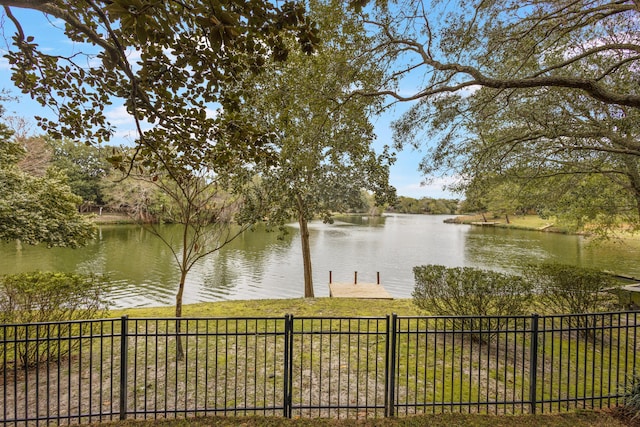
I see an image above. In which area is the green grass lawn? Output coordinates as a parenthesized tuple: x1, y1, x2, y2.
(452, 213, 640, 242)
(111, 298, 422, 319)
(4, 299, 635, 427)
(100, 298, 637, 427)
(90, 410, 628, 426)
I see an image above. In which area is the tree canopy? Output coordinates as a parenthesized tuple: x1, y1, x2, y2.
(0, 121, 94, 247)
(437, 85, 640, 232)
(228, 0, 395, 297)
(364, 0, 640, 108)
(48, 137, 112, 206)
(1, 0, 319, 172)
(364, 0, 640, 232)
(390, 196, 458, 215)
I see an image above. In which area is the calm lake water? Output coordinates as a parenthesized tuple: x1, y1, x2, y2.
(1, 214, 639, 308)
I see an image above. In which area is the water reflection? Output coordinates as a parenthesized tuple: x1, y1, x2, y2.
(0, 214, 638, 307)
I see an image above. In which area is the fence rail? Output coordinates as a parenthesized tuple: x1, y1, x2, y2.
(1, 311, 638, 425)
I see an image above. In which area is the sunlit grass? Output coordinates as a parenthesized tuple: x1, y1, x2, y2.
(453, 214, 640, 241)
(4, 299, 637, 425)
(110, 298, 422, 319)
(110, 300, 635, 418)
(501, 216, 558, 230)
(452, 214, 564, 232)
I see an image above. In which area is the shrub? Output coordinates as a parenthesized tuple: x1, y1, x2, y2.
(0, 271, 110, 370)
(413, 265, 533, 341)
(523, 262, 616, 314)
(523, 262, 617, 338)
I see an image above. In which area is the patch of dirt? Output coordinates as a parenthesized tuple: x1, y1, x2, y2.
(607, 406, 640, 426)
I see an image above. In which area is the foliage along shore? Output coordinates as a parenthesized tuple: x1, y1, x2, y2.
(445, 214, 640, 242)
(444, 214, 572, 233)
(87, 211, 640, 244)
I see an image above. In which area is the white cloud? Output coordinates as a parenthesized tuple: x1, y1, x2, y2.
(206, 107, 220, 119)
(393, 175, 460, 199)
(457, 84, 481, 97)
(110, 129, 139, 145)
(105, 105, 134, 125)
(0, 56, 10, 71)
(104, 105, 157, 146)
(125, 47, 142, 62)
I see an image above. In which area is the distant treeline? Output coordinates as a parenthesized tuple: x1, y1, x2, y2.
(387, 196, 460, 215)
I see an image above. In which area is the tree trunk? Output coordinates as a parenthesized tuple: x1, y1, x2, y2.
(174, 218, 193, 361)
(622, 157, 640, 221)
(298, 214, 314, 298)
(175, 270, 186, 361)
(505, 213, 510, 224)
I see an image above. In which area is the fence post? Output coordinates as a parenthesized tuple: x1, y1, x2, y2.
(119, 315, 129, 420)
(385, 313, 398, 418)
(529, 313, 540, 414)
(283, 314, 294, 418)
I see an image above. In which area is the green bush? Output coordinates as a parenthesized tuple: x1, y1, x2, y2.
(523, 262, 617, 339)
(412, 265, 533, 341)
(0, 271, 110, 370)
(523, 262, 616, 315)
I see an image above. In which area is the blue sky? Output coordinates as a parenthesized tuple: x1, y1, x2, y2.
(0, 7, 457, 200)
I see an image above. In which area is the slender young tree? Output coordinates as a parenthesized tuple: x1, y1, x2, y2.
(113, 143, 262, 359)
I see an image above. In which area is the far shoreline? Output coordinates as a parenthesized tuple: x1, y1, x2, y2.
(84, 212, 141, 224)
(86, 211, 640, 242)
(444, 214, 572, 234)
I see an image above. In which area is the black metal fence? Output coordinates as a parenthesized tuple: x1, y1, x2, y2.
(1, 311, 638, 425)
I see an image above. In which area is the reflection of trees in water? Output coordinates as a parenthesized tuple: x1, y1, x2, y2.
(463, 228, 587, 275)
(199, 224, 297, 298)
(331, 215, 386, 227)
(100, 225, 180, 285)
(199, 254, 237, 300)
(3, 217, 640, 305)
(225, 223, 297, 253)
(579, 239, 640, 280)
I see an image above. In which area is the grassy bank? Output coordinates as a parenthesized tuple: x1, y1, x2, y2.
(445, 214, 571, 233)
(448, 214, 640, 243)
(89, 410, 629, 427)
(84, 212, 137, 224)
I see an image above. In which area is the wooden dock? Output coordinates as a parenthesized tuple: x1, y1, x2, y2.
(328, 271, 393, 299)
(329, 282, 393, 299)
